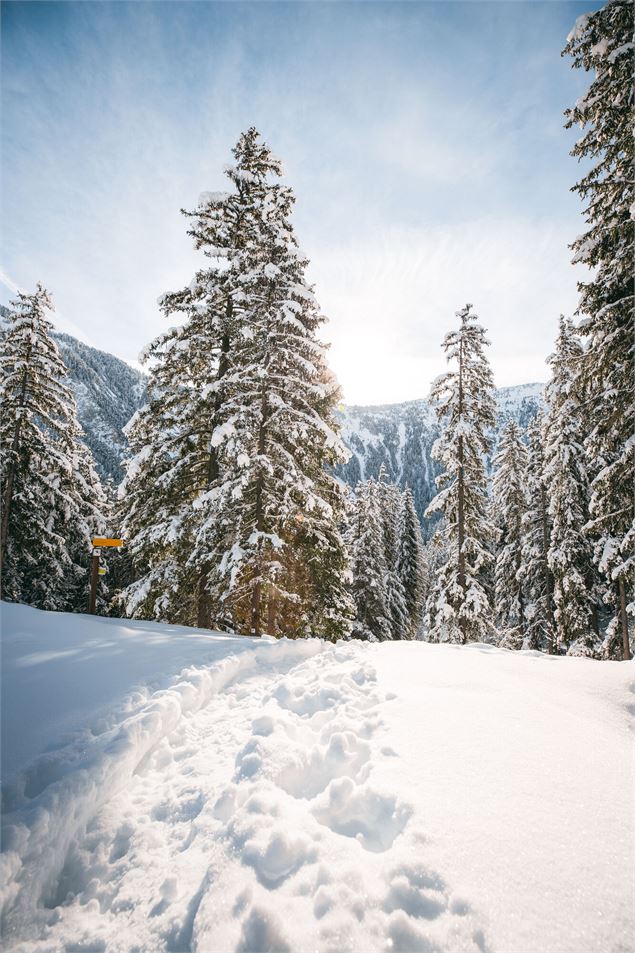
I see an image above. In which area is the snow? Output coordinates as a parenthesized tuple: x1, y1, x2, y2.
(2, 603, 634, 952)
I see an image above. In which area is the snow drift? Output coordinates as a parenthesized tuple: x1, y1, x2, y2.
(1, 602, 633, 952)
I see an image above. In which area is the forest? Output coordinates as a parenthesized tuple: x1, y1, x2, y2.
(1, 0, 632, 660)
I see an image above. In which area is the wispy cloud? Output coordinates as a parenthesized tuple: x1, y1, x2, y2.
(0, 269, 21, 296)
(1, 0, 591, 401)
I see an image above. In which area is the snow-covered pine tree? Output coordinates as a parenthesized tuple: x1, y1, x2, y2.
(397, 485, 426, 639)
(518, 413, 556, 652)
(118, 129, 280, 626)
(544, 317, 598, 656)
(349, 479, 391, 641)
(376, 465, 409, 638)
(564, 0, 634, 659)
(492, 421, 528, 649)
(424, 304, 497, 644)
(421, 516, 448, 608)
(0, 284, 104, 610)
(199, 129, 353, 638)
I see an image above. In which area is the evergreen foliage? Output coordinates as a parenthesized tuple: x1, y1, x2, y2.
(564, 0, 634, 659)
(544, 318, 598, 656)
(518, 414, 556, 652)
(119, 128, 353, 638)
(349, 479, 391, 641)
(425, 304, 497, 644)
(492, 421, 528, 648)
(376, 466, 409, 638)
(397, 486, 426, 639)
(0, 284, 104, 610)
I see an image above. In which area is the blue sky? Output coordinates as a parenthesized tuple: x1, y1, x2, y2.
(1, 0, 596, 403)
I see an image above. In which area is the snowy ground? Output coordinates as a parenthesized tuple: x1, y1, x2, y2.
(1, 603, 633, 953)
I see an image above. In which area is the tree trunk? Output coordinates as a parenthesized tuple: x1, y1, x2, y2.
(540, 485, 555, 653)
(618, 577, 631, 660)
(197, 574, 211, 629)
(250, 376, 269, 637)
(197, 305, 232, 629)
(457, 331, 466, 644)
(0, 364, 30, 584)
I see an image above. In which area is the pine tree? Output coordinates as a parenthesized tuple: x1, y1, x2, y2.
(187, 128, 353, 638)
(118, 129, 285, 626)
(397, 486, 426, 639)
(376, 466, 409, 638)
(544, 317, 598, 656)
(349, 480, 391, 641)
(518, 413, 556, 652)
(492, 421, 528, 648)
(0, 284, 104, 609)
(564, 0, 634, 659)
(424, 304, 497, 644)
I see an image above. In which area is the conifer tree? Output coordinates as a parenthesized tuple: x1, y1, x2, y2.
(133, 129, 353, 638)
(492, 421, 528, 648)
(349, 480, 391, 641)
(544, 317, 598, 656)
(119, 130, 291, 626)
(564, 0, 634, 659)
(425, 304, 497, 644)
(376, 466, 409, 638)
(397, 486, 426, 639)
(0, 284, 104, 609)
(519, 414, 556, 652)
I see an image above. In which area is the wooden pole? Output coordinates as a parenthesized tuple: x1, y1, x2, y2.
(88, 550, 100, 614)
(618, 578, 631, 660)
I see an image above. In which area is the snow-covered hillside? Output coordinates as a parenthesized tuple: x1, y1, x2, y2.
(0, 303, 541, 506)
(336, 383, 544, 525)
(0, 306, 146, 483)
(2, 603, 632, 952)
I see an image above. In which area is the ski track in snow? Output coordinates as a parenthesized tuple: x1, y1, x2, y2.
(4, 642, 488, 953)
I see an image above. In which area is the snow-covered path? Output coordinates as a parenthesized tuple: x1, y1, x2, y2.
(4, 639, 487, 953)
(2, 606, 633, 953)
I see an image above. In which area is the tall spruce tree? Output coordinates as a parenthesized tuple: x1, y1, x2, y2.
(425, 304, 497, 644)
(397, 486, 426, 639)
(159, 128, 353, 638)
(349, 479, 391, 641)
(0, 284, 104, 610)
(492, 421, 528, 648)
(564, 0, 634, 659)
(519, 414, 556, 652)
(544, 317, 598, 656)
(376, 466, 409, 638)
(119, 130, 292, 625)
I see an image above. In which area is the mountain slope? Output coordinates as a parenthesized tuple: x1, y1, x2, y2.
(53, 333, 146, 483)
(0, 306, 146, 483)
(0, 305, 542, 506)
(335, 383, 544, 527)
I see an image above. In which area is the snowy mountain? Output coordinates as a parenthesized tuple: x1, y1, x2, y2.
(335, 382, 544, 527)
(53, 334, 146, 483)
(0, 306, 146, 483)
(0, 304, 542, 501)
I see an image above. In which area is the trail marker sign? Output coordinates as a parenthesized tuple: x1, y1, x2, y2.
(88, 537, 124, 614)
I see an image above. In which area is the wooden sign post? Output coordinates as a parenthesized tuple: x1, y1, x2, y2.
(88, 537, 124, 614)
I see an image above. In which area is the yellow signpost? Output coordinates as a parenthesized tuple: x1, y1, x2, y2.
(89, 538, 124, 614)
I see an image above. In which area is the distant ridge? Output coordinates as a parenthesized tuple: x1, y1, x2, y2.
(0, 306, 543, 516)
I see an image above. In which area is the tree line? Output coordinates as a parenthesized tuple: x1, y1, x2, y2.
(1, 0, 631, 657)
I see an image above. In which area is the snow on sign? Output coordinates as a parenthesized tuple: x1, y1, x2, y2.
(92, 537, 124, 547)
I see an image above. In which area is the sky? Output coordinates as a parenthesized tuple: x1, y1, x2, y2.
(1, 0, 596, 405)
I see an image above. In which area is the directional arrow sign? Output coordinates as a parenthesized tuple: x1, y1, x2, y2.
(92, 537, 124, 548)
